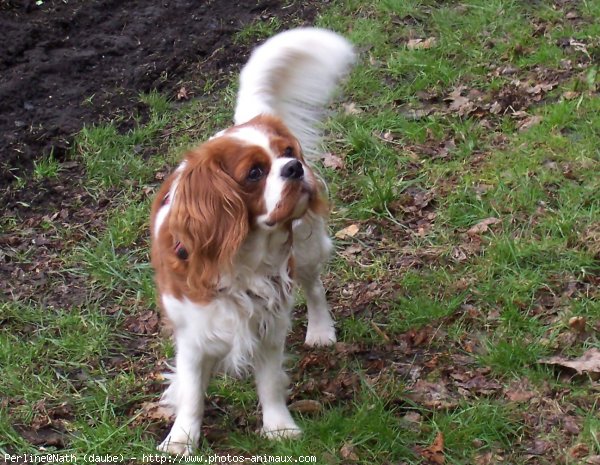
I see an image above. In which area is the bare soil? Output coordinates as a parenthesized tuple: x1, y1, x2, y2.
(0, 0, 316, 186)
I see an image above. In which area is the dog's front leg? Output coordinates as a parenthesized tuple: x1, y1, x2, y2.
(294, 218, 336, 346)
(254, 339, 301, 439)
(159, 333, 216, 456)
(299, 274, 336, 346)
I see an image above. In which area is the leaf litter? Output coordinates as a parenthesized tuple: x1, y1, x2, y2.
(539, 348, 600, 379)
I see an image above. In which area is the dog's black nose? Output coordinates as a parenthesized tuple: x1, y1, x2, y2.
(281, 160, 304, 180)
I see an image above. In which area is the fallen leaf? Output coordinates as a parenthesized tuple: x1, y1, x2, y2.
(343, 102, 363, 115)
(322, 370, 360, 401)
(517, 115, 543, 131)
(586, 456, 600, 465)
(335, 224, 360, 240)
(467, 217, 501, 236)
(446, 87, 473, 115)
(124, 310, 159, 334)
(563, 91, 579, 100)
(135, 401, 174, 424)
(407, 380, 458, 410)
(378, 130, 392, 141)
(456, 373, 502, 395)
(322, 152, 345, 170)
(474, 451, 505, 465)
(288, 399, 323, 414)
(176, 86, 188, 100)
(539, 348, 600, 378)
(407, 37, 437, 50)
(416, 432, 445, 464)
(15, 425, 67, 448)
(340, 443, 359, 461)
(568, 316, 587, 334)
(563, 415, 581, 435)
(489, 101, 503, 114)
(570, 443, 590, 459)
(525, 82, 557, 95)
(451, 246, 468, 262)
(398, 107, 433, 120)
(403, 411, 422, 424)
(339, 243, 363, 260)
(505, 383, 537, 402)
(526, 439, 551, 456)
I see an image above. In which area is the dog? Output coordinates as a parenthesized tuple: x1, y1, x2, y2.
(150, 28, 355, 455)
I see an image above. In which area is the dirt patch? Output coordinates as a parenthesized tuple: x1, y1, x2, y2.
(0, 0, 317, 305)
(0, 0, 316, 185)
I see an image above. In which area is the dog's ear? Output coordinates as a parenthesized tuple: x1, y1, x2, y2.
(169, 156, 249, 301)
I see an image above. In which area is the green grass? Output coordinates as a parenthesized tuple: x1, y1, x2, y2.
(2, 0, 600, 463)
(33, 151, 61, 180)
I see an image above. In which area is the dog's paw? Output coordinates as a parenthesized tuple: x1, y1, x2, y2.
(304, 324, 336, 347)
(262, 424, 302, 440)
(158, 436, 194, 456)
(157, 425, 198, 456)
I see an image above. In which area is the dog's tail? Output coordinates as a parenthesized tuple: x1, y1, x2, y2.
(234, 28, 355, 159)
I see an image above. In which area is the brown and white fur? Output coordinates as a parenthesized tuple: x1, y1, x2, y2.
(150, 28, 355, 455)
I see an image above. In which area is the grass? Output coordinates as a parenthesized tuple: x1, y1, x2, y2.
(33, 151, 61, 180)
(2, 0, 600, 463)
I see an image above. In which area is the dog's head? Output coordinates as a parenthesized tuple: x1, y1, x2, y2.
(164, 115, 326, 299)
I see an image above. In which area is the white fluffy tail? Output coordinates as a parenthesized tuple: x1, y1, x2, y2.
(234, 28, 355, 159)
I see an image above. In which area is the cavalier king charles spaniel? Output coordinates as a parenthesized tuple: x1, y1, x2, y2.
(150, 28, 354, 455)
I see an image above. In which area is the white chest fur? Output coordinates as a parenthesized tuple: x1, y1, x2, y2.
(162, 228, 294, 376)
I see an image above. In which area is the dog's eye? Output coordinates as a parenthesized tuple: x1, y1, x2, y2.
(247, 164, 265, 181)
(283, 146, 294, 158)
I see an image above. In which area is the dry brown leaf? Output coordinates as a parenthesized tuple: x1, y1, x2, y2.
(517, 115, 543, 131)
(407, 380, 458, 410)
(135, 401, 174, 424)
(527, 439, 551, 455)
(474, 451, 505, 465)
(124, 310, 159, 334)
(568, 316, 587, 334)
(339, 243, 362, 258)
(563, 415, 581, 435)
(563, 91, 579, 100)
(176, 86, 188, 100)
(489, 101, 503, 114)
(322, 152, 345, 170)
(586, 456, 600, 465)
(340, 443, 359, 461)
(467, 217, 501, 236)
(382, 130, 396, 140)
(570, 443, 590, 459)
(539, 348, 600, 378)
(525, 82, 557, 95)
(447, 87, 472, 114)
(505, 386, 537, 402)
(403, 411, 422, 424)
(14, 425, 67, 448)
(456, 374, 502, 395)
(416, 432, 445, 464)
(335, 224, 360, 240)
(288, 399, 323, 414)
(343, 102, 363, 115)
(407, 37, 437, 50)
